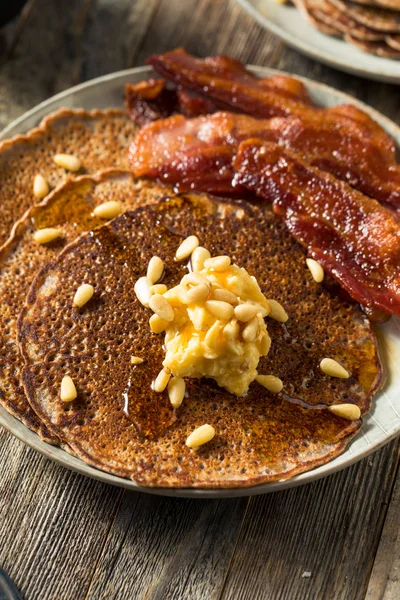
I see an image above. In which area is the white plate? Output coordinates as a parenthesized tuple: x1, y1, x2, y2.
(237, 0, 400, 84)
(1, 65, 400, 498)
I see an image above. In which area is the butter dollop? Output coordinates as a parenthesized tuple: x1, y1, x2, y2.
(148, 247, 272, 397)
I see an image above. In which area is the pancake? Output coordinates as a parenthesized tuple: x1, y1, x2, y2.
(328, 0, 400, 31)
(0, 170, 168, 443)
(345, 34, 400, 55)
(0, 108, 136, 248)
(19, 193, 382, 487)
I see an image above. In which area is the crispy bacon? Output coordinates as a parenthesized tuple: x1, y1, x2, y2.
(147, 49, 396, 158)
(129, 112, 400, 209)
(232, 140, 400, 317)
(125, 79, 218, 127)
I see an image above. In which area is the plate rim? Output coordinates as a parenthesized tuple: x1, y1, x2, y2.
(237, 0, 400, 85)
(1, 64, 399, 499)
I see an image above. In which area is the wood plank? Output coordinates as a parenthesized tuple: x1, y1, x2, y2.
(366, 452, 400, 600)
(0, 0, 89, 129)
(78, 0, 159, 81)
(0, 428, 124, 600)
(219, 439, 400, 600)
(85, 493, 248, 600)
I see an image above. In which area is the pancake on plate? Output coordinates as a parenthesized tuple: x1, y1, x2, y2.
(0, 170, 168, 442)
(0, 108, 136, 247)
(294, 0, 400, 57)
(19, 193, 382, 488)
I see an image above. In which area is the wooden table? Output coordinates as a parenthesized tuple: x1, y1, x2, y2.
(0, 1, 399, 598)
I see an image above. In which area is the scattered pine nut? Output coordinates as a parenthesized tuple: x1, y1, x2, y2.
(191, 246, 211, 271)
(93, 200, 122, 220)
(134, 277, 152, 307)
(242, 316, 259, 342)
(149, 313, 169, 334)
(53, 153, 81, 172)
(186, 424, 216, 448)
(149, 284, 168, 297)
(205, 320, 223, 348)
(168, 377, 186, 408)
(147, 256, 164, 285)
(131, 356, 144, 365)
(153, 368, 170, 392)
(149, 294, 174, 322)
(260, 333, 271, 355)
(266, 298, 288, 323)
(234, 303, 259, 322)
(73, 284, 94, 308)
(320, 358, 350, 379)
(328, 404, 361, 420)
(33, 228, 61, 244)
(256, 374, 283, 394)
(211, 288, 238, 305)
(205, 300, 234, 320)
(175, 235, 199, 261)
(33, 174, 49, 199)
(306, 258, 324, 283)
(223, 319, 240, 341)
(60, 376, 77, 402)
(204, 255, 231, 271)
(186, 283, 210, 304)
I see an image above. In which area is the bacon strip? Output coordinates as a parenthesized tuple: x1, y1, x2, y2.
(147, 48, 396, 158)
(232, 140, 400, 317)
(125, 79, 217, 127)
(129, 112, 400, 209)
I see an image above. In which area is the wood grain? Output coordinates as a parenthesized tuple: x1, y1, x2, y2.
(0, 1, 399, 599)
(366, 450, 400, 600)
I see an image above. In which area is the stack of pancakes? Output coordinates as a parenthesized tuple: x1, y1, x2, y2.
(295, 0, 400, 58)
(0, 105, 382, 488)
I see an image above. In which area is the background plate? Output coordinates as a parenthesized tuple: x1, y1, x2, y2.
(237, 0, 400, 84)
(1, 65, 399, 498)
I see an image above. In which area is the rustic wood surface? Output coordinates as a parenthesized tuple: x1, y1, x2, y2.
(0, 1, 399, 599)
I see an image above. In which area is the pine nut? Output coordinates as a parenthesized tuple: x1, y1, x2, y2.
(164, 285, 188, 305)
(175, 235, 199, 261)
(186, 424, 215, 448)
(184, 272, 211, 288)
(149, 314, 169, 334)
(205, 321, 223, 348)
(131, 356, 144, 365)
(134, 276, 151, 307)
(149, 294, 174, 322)
(93, 200, 122, 220)
(204, 255, 231, 271)
(60, 375, 77, 402)
(267, 299, 288, 323)
(187, 283, 210, 304)
(211, 288, 238, 305)
(153, 368, 170, 392)
(256, 375, 283, 394)
(149, 284, 168, 296)
(33, 174, 49, 199)
(168, 376, 185, 408)
(73, 284, 94, 308)
(147, 256, 164, 284)
(223, 319, 240, 341)
(328, 404, 361, 420)
(205, 300, 234, 320)
(191, 246, 211, 271)
(320, 358, 350, 379)
(33, 228, 61, 244)
(306, 258, 324, 283)
(260, 333, 271, 355)
(53, 153, 81, 172)
(234, 303, 259, 322)
(242, 316, 259, 342)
